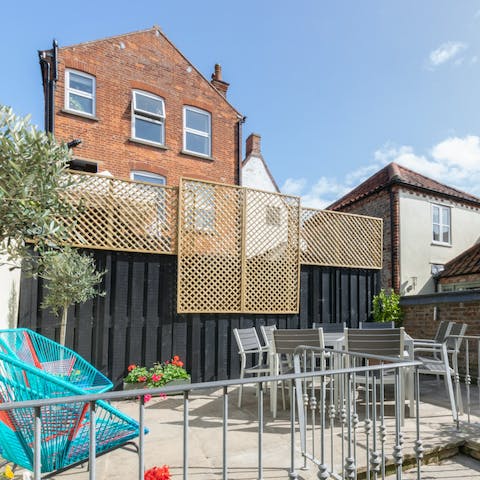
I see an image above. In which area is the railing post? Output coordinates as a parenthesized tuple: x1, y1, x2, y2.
(139, 395, 145, 480)
(34, 406, 41, 480)
(89, 401, 96, 480)
(414, 366, 423, 480)
(183, 390, 189, 480)
(393, 368, 403, 480)
(289, 379, 298, 479)
(258, 381, 263, 480)
(223, 386, 228, 480)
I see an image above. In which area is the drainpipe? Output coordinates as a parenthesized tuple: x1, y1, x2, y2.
(38, 39, 58, 135)
(389, 185, 400, 293)
(237, 116, 246, 186)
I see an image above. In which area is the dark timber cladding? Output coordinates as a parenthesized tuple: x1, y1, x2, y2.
(18, 251, 379, 388)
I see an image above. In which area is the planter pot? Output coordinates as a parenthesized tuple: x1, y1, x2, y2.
(123, 381, 146, 390)
(164, 377, 191, 395)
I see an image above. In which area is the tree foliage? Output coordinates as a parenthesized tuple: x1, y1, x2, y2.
(0, 105, 75, 265)
(41, 247, 106, 345)
(372, 288, 402, 326)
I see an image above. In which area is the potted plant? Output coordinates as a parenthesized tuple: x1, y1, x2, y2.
(144, 465, 170, 480)
(372, 289, 402, 326)
(148, 356, 190, 388)
(123, 364, 150, 390)
(123, 356, 190, 391)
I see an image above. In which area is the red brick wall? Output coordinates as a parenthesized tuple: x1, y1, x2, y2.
(50, 28, 240, 186)
(332, 189, 394, 291)
(402, 293, 480, 375)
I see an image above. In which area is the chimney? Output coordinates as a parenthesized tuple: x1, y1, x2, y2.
(211, 63, 229, 97)
(246, 133, 262, 157)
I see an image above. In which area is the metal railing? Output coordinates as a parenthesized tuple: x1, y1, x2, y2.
(0, 351, 422, 480)
(450, 334, 480, 425)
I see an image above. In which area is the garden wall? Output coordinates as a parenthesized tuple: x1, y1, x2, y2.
(18, 251, 379, 387)
(401, 291, 480, 376)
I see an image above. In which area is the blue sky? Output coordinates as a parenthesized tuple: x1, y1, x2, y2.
(2, 0, 480, 207)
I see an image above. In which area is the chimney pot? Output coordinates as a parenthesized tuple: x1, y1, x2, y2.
(211, 63, 229, 97)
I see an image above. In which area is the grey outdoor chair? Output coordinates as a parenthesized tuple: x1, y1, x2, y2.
(344, 327, 412, 424)
(233, 327, 270, 408)
(359, 321, 395, 329)
(271, 328, 325, 418)
(415, 322, 468, 420)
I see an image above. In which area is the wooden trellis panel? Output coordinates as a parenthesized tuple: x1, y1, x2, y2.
(300, 208, 383, 269)
(63, 172, 177, 254)
(177, 179, 300, 314)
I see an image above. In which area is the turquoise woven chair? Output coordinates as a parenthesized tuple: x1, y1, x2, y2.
(0, 329, 144, 475)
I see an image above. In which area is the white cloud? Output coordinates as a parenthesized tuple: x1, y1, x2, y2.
(282, 136, 480, 209)
(471, 56, 478, 65)
(428, 41, 467, 67)
(282, 177, 306, 196)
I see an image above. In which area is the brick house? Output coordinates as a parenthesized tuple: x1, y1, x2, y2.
(38, 27, 244, 186)
(437, 243, 480, 292)
(328, 162, 480, 295)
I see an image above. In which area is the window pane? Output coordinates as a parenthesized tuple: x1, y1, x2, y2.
(69, 93, 93, 114)
(70, 72, 93, 94)
(135, 93, 164, 116)
(134, 117, 163, 144)
(442, 226, 450, 243)
(433, 224, 440, 241)
(432, 206, 439, 224)
(186, 132, 209, 155)
(441, 207, 450, 226)
(132, 172, 165, 185)
(186, 109, 209, 133)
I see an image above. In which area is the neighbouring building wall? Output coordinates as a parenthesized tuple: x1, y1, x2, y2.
(399, 190, 480, 295)
(0, 256, 20, 329)
(332, 189, 393, 291)
(48, 28, 240, 186)
(401, 292, 480, 375)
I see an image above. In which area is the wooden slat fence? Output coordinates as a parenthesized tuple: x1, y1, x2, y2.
(18, 251, 379, 387)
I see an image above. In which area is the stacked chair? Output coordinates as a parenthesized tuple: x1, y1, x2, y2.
(0, 328, 143, 476)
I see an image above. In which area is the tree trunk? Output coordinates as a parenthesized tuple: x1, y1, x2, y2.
(59, 304, 69, 346)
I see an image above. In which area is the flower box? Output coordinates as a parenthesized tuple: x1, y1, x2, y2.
(123, 381, 147, 390)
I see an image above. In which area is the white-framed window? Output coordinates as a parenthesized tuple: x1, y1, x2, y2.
(131, 171, 167, 232)
(183, 106, 211, 157)
(132, 90, 165, 145)
(131, 171, 166, 186)
(65, 69, 95, 116)
(185, 184, 215, 232)
(432, 204, 451, 245)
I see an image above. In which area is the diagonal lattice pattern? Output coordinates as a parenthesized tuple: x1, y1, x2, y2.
(300, 208, 383, 269)
(177, 179, 301, 314)
(63, 172, 177, 254)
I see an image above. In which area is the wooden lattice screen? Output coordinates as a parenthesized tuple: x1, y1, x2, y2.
(177, 179, 301, 314)
(300, 208, 383, 269)
(63, 172, 177, 254)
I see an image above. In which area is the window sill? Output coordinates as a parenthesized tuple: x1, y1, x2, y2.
(180, 150, 214, 162)
(129, 138, 169, 150)
(61, 109, 99, 121)
(431, 241, 452, 248)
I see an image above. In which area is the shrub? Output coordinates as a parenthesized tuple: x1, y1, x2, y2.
(372, 289, 402, 326)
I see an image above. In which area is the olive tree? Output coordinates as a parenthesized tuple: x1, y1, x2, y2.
(41, 247, 105, 346)
(0, 105, 75, 266)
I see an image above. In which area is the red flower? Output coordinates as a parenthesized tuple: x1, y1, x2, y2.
(173, 355, 180, 362)
(177, 361, 184, 367)
(128, 364, 136, 372)
(138, 376, 147, 382)
(144, 394, 152, 403)
(144, 465, 170, 480)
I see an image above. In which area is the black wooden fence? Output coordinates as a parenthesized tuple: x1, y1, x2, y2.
(18, 251, 379, 387)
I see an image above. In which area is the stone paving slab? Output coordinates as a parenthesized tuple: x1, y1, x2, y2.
(9, 379, 480, 479)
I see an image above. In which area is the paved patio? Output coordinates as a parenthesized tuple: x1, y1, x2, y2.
(18, 378, 480, 479)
